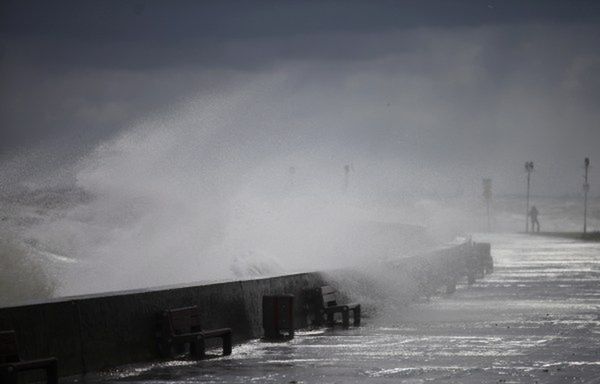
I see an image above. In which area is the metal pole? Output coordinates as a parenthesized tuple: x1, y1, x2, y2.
(483, 178, 492, 232)
(486, 200, 491, 232)
(343, 164, 350, 193)
(583, 158, 590, 234)
(525, 162, 533, 233)
(526, 171, 530, 233)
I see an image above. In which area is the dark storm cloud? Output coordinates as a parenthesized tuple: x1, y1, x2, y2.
(3, 0, 600, 41)
(1, 0, 600, 193)
(3, 0, 600, 70)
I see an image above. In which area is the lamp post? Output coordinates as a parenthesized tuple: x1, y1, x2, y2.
(525, 161, 534, 233)
(483, 178, 492, 232)
(343, 164, 352, 193)
(583, 157, 590, 234)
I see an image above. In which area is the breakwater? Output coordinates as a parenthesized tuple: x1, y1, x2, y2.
(0, 241, 491, 379)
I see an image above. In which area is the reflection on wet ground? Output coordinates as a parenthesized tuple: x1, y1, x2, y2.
(74, 234, 600, 383)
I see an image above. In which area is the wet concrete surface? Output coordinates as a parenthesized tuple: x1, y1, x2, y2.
(71, 234, 600, 383)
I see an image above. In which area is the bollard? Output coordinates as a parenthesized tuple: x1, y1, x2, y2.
(466, 247, 478, 285)
(446, 277, 457, 294)
(474, 242, 493, 274)
(262, 295, 295, 341)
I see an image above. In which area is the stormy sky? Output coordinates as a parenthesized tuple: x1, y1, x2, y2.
(1, 0, 600, 196)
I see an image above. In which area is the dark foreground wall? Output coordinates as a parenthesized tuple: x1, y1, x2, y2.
(0, 273, 325, 377)
(0, 242, 491, 378)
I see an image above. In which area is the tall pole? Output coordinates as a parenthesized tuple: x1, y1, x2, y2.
(343, 164, 350, 193)
(483, 178, 492, 232)
(583, 157, 590, 234)
(487, 198, 491, 232)
(525, 161, 534, 233)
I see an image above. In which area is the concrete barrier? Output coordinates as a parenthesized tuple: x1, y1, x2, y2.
(0, 273, 324, 377)
(0, 242, 491, 379)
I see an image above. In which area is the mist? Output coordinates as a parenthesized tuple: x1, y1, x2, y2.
(1, 1, 600, 298)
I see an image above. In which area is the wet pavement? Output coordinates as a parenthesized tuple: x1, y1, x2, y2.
(75, 234, 600, 383)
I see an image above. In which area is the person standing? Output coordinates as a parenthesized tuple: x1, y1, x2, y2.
(529, 205, 540, 232)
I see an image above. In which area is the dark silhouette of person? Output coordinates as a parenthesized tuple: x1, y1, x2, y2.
(529, 205, 540, 232)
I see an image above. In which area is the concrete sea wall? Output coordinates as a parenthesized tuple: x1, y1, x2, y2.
(0, 241, 491, 379)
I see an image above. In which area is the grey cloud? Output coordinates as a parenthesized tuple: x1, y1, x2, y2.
(1, 1, 600, 195)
